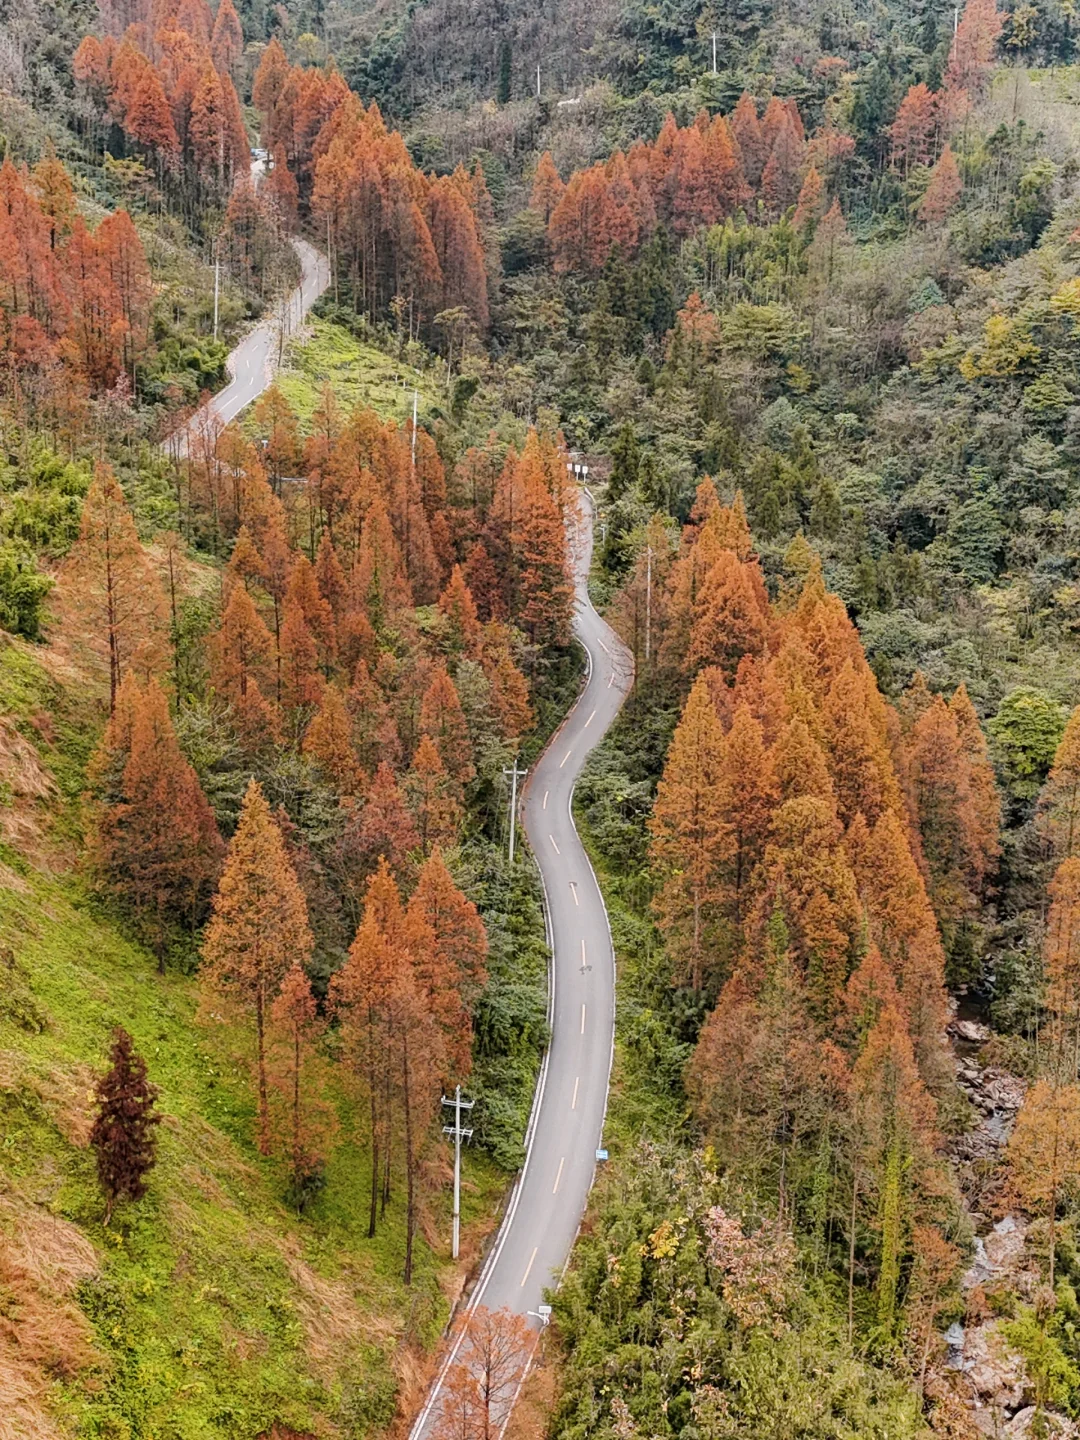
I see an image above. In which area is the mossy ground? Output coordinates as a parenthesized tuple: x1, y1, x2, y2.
(0, 638, 507, 1440)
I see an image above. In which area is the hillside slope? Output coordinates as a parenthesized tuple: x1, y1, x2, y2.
(0, 619, 503, 1440)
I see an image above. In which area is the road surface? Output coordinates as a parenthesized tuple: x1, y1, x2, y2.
(164, 236, 330, 458)
(412, 491, 633, 1437)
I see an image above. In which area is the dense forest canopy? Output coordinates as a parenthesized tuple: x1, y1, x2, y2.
(6, 0, 1080, 1434)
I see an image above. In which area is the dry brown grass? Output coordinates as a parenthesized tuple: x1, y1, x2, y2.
(32, 1064, 95, 1149)
(278, 1237, 395, 1380)
(0, 717, 57, 870)
(504, 1350, 557, 1440)
(0, 1048, 94, 1150)
(0, 1197, 101, 1440)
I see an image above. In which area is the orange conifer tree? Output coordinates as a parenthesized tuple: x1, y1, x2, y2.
(1045, 857, 1080, 1073)
(438, 565, 482, 657)
(481, 624, 533, 744)
(303, 683, 365, 795)
(1008, 1078, 1080, 1290)
(907, 695, 980, 931)
(849, 1005, 939, 1336)
(88, 673, 223, 961)
(792, 165, 826, 228)
(687, 547, 770, 678)
(203, 779, 314, 1153)
(210, 582, 280, 742)
(421, 666, 475, 791)
(405, 735, 462, 855)
(757, 795, 862, 1018)
(949, 683, 1001, 880)
(68, 464, 167, 711)
(650, 674, 733, 991)
(346, 761, 419, 881)
(716, 704, 777, 936)
(918, 145, 962, 223)
(730, 92, 766, 187)
(529, 151, 565, 221)
(269, 962, 333, 1207)
(330, 908, 401, 1236)
(1039, 705, 1080, 859)
(411, 848, 489, 1002)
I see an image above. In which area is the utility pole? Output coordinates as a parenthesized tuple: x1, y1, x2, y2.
(441, 1086, 475, 1261)
(503, 760, 527, 864)
(645, 544, 652, 663)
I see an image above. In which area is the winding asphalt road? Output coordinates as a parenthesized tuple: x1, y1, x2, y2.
(165, 236, 329, 458)
(160, 182, 631, 1426)
(411, 492, 634, 1437)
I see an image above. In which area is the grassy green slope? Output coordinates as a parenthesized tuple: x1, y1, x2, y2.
(0, 639, 504, 1440)
(276, 318, 443, 428)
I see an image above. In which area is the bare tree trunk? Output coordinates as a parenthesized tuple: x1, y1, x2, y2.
(368, 1035, 379, 1238)
(403, 1040, 415, 1285)
(848, 1169, 858, 1346)
(256, 980, 270, 1155)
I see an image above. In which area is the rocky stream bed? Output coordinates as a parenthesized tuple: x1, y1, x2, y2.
(944, 1012, 1073, 1438)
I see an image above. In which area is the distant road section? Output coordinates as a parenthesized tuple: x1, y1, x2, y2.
(165, 236, 329, 458)
(411, 490, 633, 1438)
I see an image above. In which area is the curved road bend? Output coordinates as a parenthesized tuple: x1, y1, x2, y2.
(412, 490, 634, 1438)
(165, 236, 330, 459)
